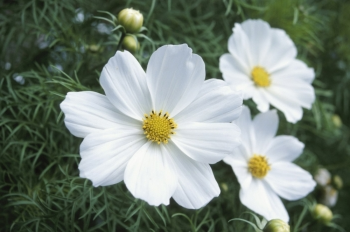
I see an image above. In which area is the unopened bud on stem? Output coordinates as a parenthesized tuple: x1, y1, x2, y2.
(122, 35, 140, 53)
(312, 204, 333, 224)
(118, 8, 143, 33)
(263, 219, 290, 232)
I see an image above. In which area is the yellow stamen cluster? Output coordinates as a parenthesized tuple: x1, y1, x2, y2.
(143, 110, 177, 144)
(248, 154, 271, 178)
(251, 66, 271, 87)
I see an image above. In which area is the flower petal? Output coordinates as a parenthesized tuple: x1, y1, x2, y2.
(252, 89, 270, 112)
(219, 54, 255, 100)
(271, 59, 315, 84)
(100, 50, 152, 120)
(270, 79, 315, 109)
(79, 127, 146, 187)
(260, 87, 304, 123)
(172, 122, 241, 164)
(252, 109, 278, 154)
(168, 142, 220, 209)
(60, 91, 140, 138)
(261, 28, 297, 73)
(240, 179, 289, 222)
(228, 23, 253, 71)
(124, 142, 178, 206)
(224, 151, 252, 189)
(146, 44, 205, 116)
(266, 162, 316, 201)
(240, 19, 272, 65)
(174, 79, 242, 123)
(235, 106, 255, 156)
(265, 136, 304, 162)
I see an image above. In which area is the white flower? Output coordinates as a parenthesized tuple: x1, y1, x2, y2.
(220, 19, 315, 123)
(224, 106, 316, 222)
(60, 44, 243, 209)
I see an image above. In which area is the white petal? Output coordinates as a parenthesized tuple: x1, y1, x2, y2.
(228, 23, 253, 71)
(260, 88, 304, 123)
(146, 44, 205, 116)
(271, 59, 315, 84)
(220, 54, 255, 100)
(174, 79, 242, 123)
(270, 79, 315, 109)
(60, 91, 140, 138)
(79, 127, 146, 187)
(124, 142, 178, 206)
(252, 89, 270, 112)
(234, 106, 255, 156)
(240, 19, 272, 65)
(172, 122, 241, 164)
(265, 136, 304, 162)
(100, 50, 152, 120)
(168, 142, 220, 209)
(261, 28, 297, 73)
(240, 179, 289, 222)
(219, 53, 254, 90)
(224, 151, 252, 189)
(252, 110, 278, 154)
(266, 162, 316, 201)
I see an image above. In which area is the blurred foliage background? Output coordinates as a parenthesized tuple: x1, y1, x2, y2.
(1, 0, 350, 231)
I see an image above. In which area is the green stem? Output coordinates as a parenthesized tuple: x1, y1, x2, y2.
(117, 33, 125, 51)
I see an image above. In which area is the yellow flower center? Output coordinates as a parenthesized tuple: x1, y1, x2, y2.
(248, 154, 271, 178)
(143, 110, 177, 144)
(251, 66, 271, 87)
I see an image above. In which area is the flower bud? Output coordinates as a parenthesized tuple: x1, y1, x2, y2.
(263, 219, 290, 232)
(320, 185, 338, 207)
(312, 204, 333, 224)
(122, 35, 140, 53)
(332, 175, 343, 190)
(88, 44, 101, 53)
(314, 168, 331, 187)
(118, 8, 143, 33)
(332, 114, 342, 128)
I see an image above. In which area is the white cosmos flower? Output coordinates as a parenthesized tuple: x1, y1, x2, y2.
(60, 44, 243, 209)
(224, 106, 316, 222)
(220, 19, 315, 123)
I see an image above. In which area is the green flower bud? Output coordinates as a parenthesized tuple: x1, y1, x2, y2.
(332, 175, 343, 190)
(332, 114, 342, 128)
(122, 35, 140, 53)
(263, 219, 290, 232)
(88, 44, 101, 53)
(118, 8, 143, 33)
(312, 204, 333, 224)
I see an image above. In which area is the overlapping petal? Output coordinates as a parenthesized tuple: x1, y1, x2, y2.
(240, 179, 289, 222)
(271, 59, 315, 84)
(252, 109, 278, 154)
(174, 79, 242, 123)
(266, 162, 316, 201)
(224, 151, 252, 189)
(146, 44, 205, 116)
(240, 19, 272, 65)
(261, 28, 297, 73)
(265, 136, 304, 162)
(79, 126, 146, 187)
(168, 142, 220, 209)
(124, 142, 178, 206)
(172, 122, 241, 164)
(100, 50, 152, 120)
(60, 91, 140, 138)
(228, 23, 253, 72)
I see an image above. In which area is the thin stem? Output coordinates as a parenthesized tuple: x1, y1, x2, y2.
(117, 33, 126, 51)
